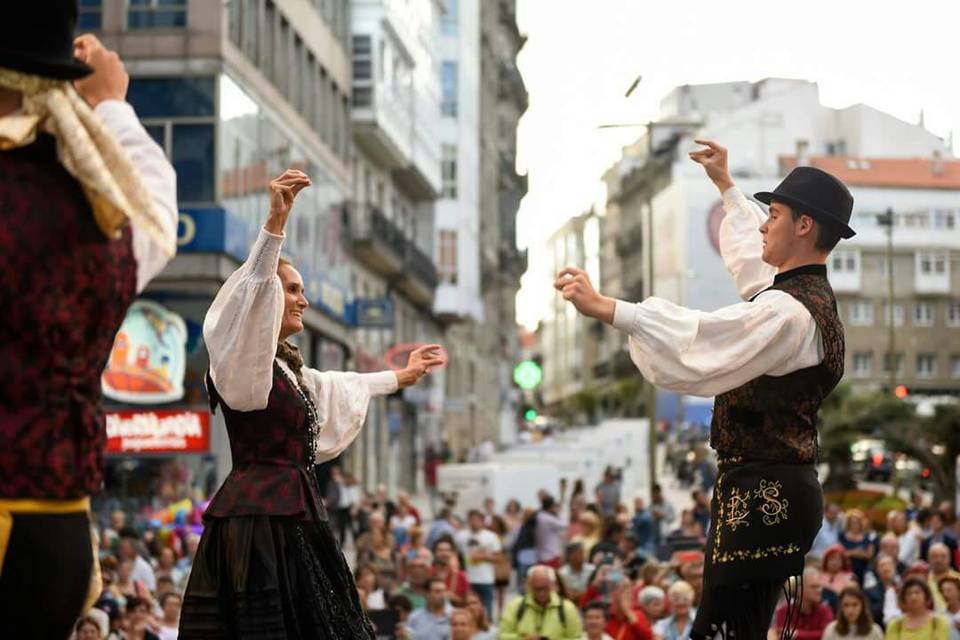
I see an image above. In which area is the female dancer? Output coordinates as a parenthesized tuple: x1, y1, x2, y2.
(180, 169, 444, 638)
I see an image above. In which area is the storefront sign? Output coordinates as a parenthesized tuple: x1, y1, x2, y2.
(353, 298, 395, 328)
(102, 300, 188, 404)
(105, 410, 210, 454)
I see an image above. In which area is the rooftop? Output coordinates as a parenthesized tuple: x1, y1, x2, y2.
(780, 155, 960, 189)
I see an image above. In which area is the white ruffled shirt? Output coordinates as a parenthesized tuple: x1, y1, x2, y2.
(94, 100, 179, 293)
(203, 227, 398, 463)
(611, 186, 824, 397)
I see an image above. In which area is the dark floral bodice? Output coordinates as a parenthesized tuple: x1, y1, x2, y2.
(710, 266, 845, 464)
(204, 364, 327, 520)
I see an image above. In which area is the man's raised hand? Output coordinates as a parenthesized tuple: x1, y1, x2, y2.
(689, 139, 735, 193)
(264, 169, 311, 234)
(554, 267, 615, 324)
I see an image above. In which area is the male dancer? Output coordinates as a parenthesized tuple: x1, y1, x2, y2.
(0, 3, 177, 637)
(556, 139, 854, 638)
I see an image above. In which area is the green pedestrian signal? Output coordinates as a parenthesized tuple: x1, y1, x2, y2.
(524, 409, 538, 421)
(513, 360, 543, 390)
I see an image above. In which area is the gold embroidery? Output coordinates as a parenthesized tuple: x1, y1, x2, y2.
(724, 486, 751, 532)
(712, 472, 725, 564)
(754, 479, 789, 526)
(714, 543, 801, 564)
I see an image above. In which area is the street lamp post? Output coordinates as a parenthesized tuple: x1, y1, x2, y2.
(877, 208, 896, 392)
(597, 118, 702, 496)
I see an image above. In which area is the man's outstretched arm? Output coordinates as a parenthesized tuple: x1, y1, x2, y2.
(689, 139, 775, 300)
(554, 267, 820, 397)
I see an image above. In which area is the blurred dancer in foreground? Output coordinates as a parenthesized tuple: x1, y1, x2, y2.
(0, 3, 177, 637)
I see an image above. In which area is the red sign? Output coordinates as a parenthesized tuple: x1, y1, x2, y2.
(105, 410, 210, 454)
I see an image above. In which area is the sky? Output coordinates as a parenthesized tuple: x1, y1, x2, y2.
(513, 0, 960, 329)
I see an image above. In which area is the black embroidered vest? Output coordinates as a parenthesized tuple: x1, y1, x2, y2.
(0, 135, 138, 499)
(204, 364, 327, 521)
(710, 265, 844, 464)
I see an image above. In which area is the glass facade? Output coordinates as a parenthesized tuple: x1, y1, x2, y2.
(127, 77, 217, 204)
(217, 74, 351, 299)
(128, 0, 188, 28)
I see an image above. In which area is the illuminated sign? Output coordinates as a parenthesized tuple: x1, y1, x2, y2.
(105, 410, 210, 454)
(102, 300, 187, 404)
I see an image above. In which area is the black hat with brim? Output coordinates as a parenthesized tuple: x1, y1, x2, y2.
(0, 1, 93, 81)
(754, 166, 856, 239)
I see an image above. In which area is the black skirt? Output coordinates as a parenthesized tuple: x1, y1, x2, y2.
(179, 515, 376, 640)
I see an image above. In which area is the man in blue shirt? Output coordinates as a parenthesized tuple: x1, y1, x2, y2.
(406, 578, 452, 640)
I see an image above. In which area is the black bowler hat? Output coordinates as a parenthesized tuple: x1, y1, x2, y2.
(0, 1, 93, 80)
(754, 166, 856, 239)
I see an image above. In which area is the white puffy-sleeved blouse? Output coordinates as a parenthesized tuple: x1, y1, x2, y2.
(203, 227, 398, 463)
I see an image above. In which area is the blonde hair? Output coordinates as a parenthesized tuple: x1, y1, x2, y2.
(667, 580, 695, 602)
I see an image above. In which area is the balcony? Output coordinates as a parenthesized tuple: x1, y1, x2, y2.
(394, 124, 441, 201)
(352, 85, 412, 171)
(399, 241, 439, 306)
(499, 245, 528, 277)
(346, 203, 406, 276)
(345, 202, 438, 306)
(497, 60, 528, 111)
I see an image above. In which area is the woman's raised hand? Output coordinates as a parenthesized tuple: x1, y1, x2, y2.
(265, 169, 312, 234)
(397, 344, 446, 388)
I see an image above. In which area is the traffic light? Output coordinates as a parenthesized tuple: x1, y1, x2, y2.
(524, 408, 538, 421)
(894, 385, 909, 399)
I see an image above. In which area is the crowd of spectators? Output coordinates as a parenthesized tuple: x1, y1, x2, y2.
(71, 449, 960, 640)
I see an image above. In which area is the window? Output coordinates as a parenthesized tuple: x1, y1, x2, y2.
(441, 0, 458, 34)
(883, 352, 904, 376)
(853, 352, 873, 378)
(353, 35, 372, 81)
(877, 255, 892, 278)
(126, 77, 216, 118)
(172, 124, 216, 203)
(916, 354, 936, 378)
(913, 302, 934, 327)
(883, 303, 904, 327)
(439, 230, 458, 285)
(934, 209, 957, 230)
(830, 249, 859, 273)
(918, 252, 948, 275)
(441, 144, 457, 199)
(952, 356, 960, 379)
(78, 0, 103, 29)
(948, 302, 960, 328)
(441, 61, 458, 117)
(352, 35, 373, 108)
(128, 77, 217, 204)
(848, 301, 874, 326)
(128, 0, 187, 28)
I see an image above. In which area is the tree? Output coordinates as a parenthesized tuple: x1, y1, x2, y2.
(819, 385, 960, 504)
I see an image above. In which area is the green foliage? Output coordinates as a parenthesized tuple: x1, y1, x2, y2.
(819, 385, 960, 503)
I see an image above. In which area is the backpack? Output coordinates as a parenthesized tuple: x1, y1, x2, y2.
(512, 511, 539, 567)
(516, 596, 568, 628)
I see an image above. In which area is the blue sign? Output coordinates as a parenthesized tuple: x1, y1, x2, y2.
(353, 298, 395, 328)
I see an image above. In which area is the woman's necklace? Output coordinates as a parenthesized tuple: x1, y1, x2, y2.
(278, 359, 321, 467)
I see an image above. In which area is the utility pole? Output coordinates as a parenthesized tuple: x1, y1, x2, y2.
(878, 208, 896, 391)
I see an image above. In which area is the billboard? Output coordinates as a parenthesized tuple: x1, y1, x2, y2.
(105, 409, 210, 454)
(102, 300, 188, 404)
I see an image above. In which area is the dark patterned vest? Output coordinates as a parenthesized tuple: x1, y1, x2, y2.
(710, 265, 844, 464)
(0, 135, 138, 499)
(204, 364, 328, 521)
